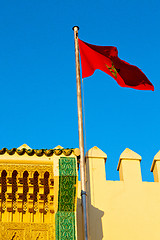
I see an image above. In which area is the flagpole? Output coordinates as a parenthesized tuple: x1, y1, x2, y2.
(72, 26, 89, 240)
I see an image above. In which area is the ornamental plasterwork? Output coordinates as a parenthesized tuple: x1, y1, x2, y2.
(0, 223, 54, 240)
(0, 146, 78, 240)
(0, 164, 53, 178)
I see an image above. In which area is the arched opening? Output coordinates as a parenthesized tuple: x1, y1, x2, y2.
(23, 171, 29, 206)
(1, 170, 7, 206)
(12, 170, 18, 210)
(44, 171, 50, 213)
(33, 171, 39, 212)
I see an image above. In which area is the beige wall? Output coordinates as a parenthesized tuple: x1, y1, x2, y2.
(77, 147, 160, 240)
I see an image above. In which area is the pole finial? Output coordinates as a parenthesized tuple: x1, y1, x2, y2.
(72, 26, 79, 31)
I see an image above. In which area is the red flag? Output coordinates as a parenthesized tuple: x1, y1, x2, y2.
(78, 39, 154, 91)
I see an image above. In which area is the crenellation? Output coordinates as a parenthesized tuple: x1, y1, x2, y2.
(117, 148, 142, 182)
(80, 146, 160, 240)
(85, 147, 160, 183)
(151, 151, 160, 182)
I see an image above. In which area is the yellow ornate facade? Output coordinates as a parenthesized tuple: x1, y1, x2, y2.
(0, 144, 79, 240)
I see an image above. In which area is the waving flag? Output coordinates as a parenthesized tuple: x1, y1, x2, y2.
(78, 39, 154, 91)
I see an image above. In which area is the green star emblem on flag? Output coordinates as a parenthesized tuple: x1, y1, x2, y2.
(105, 62, 118, 79)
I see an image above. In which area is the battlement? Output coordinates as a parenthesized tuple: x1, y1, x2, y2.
(77, 146, 160, 240)
(85, 146, 160, 183)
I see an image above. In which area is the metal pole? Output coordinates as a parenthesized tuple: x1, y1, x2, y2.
(72, 26, 89, 240)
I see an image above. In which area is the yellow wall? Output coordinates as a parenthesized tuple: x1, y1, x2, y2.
(77, 147, 160, 240)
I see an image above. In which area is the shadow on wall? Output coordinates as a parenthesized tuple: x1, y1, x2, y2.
(77, 197, 104, 240)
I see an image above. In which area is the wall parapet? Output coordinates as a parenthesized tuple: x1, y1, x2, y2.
(117, 148, 142, 182)
(81, 146, 160, 240)
(151, 150, 160, 182)
(85, 146, 160, 183)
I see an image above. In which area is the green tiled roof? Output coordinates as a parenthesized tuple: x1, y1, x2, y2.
(0, 147, 80, 157)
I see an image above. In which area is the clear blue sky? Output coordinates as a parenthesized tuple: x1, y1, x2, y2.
(0, 0, 159, 181)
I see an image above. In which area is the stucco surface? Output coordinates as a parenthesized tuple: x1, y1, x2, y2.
(77, 147, 160, 240)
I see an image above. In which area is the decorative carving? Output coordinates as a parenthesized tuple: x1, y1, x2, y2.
(0, 154, 78, 240)
(0, 152, 57, 240)
(33, 171, 39, 212)
(23, 171, 29, 212)
(31, 230, 48, 239)
(0, 223, 53, 240)
(12, 170, 18, 211)
(8, 229, 24, 239)
(1, 170, 7, 211)
(44, 172, 50, 213)
(0, 165, 53, 178)
(0, 164, 54, 220)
